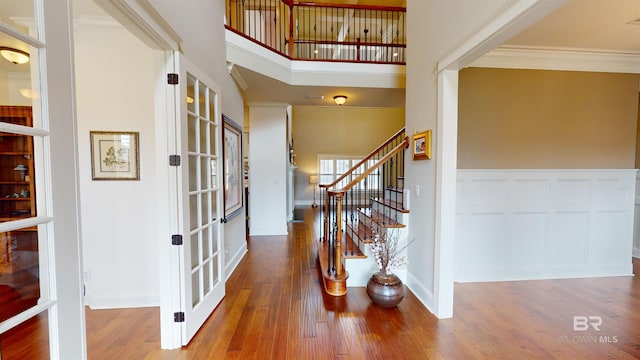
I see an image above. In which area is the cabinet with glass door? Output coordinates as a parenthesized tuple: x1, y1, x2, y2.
(0, 106, 37, 274)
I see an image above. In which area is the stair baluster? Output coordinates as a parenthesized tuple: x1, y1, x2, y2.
(317, 128, 409, 296)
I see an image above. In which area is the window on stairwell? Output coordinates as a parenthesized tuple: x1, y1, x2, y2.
(317, 155, 381, 191)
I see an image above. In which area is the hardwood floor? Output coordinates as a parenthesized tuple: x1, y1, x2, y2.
(2, 207, 640, 359)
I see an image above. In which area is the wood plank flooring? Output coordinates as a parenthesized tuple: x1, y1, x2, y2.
(2, 207, 640, 359)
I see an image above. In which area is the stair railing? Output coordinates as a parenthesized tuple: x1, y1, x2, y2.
(225, 0, 406, 64)
(318, 128, 408, 281)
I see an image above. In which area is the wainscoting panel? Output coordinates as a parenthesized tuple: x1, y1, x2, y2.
(456, 170, 636, 282)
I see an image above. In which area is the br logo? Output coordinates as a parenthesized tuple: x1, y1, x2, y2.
(573, 316, 602, 331)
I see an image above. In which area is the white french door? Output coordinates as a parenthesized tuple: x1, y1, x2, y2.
(173, 53, 225, 344)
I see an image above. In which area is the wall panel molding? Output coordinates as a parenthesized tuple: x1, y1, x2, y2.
(456, 169, 637, 282)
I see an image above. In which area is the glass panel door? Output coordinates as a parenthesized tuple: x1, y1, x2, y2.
(177, 54, 224, 344)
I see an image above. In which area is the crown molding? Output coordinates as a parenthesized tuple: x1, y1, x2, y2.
(94, 0, 181, 50)
(74, 15, 125, 32)
(470, 45, 640, 74)
(227, 62, 249, 91)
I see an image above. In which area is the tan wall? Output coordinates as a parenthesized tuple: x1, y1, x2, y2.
(292, 106, 404, 203)
(636, 93, 640, 168)
(458, 68, 640, 169)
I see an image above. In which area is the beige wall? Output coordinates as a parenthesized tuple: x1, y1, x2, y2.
(292, 105, 404, 203)
(458, 68, 640, 169)
(636, 93, 640, 168)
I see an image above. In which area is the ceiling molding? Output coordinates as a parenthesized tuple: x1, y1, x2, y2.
(94, 0, 181, 50)
(470, 46, 640, 74)
(437, 0, 566, 72)
(227, 62, 248, 91)
(74, 15, 125, 32)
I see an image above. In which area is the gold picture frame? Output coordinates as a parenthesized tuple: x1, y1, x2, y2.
(412, 130, 431, 160)
(90, 131, 140, 180)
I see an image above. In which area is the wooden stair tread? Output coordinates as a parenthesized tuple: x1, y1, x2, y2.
(371, 197, 408, 213)
(358, 208, 406, 228)
(345, 221, 375, 244)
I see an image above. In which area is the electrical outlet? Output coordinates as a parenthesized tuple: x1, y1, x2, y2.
(84, 270, 91, 281)
(415, 184, 420, 197)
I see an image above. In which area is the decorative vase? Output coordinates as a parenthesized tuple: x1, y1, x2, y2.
(366, 272, 405, 308)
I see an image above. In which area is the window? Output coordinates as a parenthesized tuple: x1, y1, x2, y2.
(318, 155, 380, 191)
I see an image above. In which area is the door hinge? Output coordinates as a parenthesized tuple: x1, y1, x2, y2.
(174, 312, 185, 323)
(171, 234, 183, 246)
(167, 73, 179, 85)
(169, 155, 181, 166)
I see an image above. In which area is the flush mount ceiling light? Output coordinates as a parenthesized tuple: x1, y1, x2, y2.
(333, 95, 347, 106)
(0, 47, 29, 65)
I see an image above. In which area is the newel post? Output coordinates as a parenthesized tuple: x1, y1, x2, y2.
(334, 192, 344, 276)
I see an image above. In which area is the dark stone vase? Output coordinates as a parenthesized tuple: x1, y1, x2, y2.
(366, 272, 405, 308)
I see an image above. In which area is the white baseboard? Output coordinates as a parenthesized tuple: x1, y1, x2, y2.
(294, 200, 314, 207)
(225, 244, 248, 281)
(86, 295, 160, 309)
(405, 271, 439, 317)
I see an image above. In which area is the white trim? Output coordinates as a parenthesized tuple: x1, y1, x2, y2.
(405, 271, 435, 314)
(0, 216, 53, 232)
(428, 0, 566, 321)
(93, 0, 181, 50)
(438, 0, 566, 72)
(0, 300, 56, 333)
(432, 70, 458, 319)
(156, 50, 182, 350)
(74, 15, 127, 32)
(227, 62, 249, 91)
(224, 245, 248, 281)
(0, 22, 45, 48)
(471, 46, 640, 74)
(246, 101, 290, 108)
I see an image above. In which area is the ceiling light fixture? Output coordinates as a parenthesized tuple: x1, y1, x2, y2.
(333, 95, 347, 106)
(0, 47, 29, 65)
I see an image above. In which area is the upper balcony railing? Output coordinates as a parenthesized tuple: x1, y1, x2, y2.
(225, 0, 406, 64)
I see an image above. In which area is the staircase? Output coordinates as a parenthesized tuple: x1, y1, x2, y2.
(317, 128, 409, 296)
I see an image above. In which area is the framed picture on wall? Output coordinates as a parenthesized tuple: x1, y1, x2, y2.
(412, 130, 431, 160)
(223, 115, 243, 220)
(90, 131, 140, 180)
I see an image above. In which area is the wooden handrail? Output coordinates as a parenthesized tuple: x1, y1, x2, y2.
(328, 136, 409, 196)
(225, 0, 406, 64)
(320, 127, 406, 189)
(295, 1, 406, 12)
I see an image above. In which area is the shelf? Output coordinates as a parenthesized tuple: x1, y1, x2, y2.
(0, 106, 35, 274)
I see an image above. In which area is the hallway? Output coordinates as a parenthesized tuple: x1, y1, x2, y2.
(2, 208, 640, 359)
